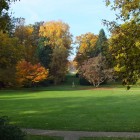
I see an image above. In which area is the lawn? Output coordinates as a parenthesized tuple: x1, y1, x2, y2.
(0, 75, 140, 132)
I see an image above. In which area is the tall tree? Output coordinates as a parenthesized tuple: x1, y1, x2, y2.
(0, 31, 25, 87)
(14, 25, 38, 63)
(93, 29, 108, 57)
(105, 0, 140, 88)
(39, 21, 72, 84)
(39, 21, 72, 49)
(109, 22, 140, 87)
(37, 37, 52, 69)
(0, 0, 19, 33)
(106, 0, 140, 22)
(75, 32, 98, 67)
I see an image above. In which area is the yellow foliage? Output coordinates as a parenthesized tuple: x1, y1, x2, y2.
(76, 32, 98, 54)
(39, 21, 72, 49)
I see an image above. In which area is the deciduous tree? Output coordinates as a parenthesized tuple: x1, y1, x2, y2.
(109, 21, 140, 86)
(16, 60, 49, 87)
(105, 0, 140, 88)
(79, 56, 114, 87)
(75, 33, 98, 67)
(39, 21, 72, 84)
(14, 25, 38, 63)
(0, 0, 19, 33)
(0, 31, 25, 87)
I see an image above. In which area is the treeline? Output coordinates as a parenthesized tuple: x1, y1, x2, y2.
(74, 0, 140, 89)
(74, 29, 114, 87)
(0, 1, 73, 88)
(0, 19, 73, 88)
(0, 0, 140, 89)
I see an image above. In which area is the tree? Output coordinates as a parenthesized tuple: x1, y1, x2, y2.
(76, 32, 98, 54)
(32, 21, 44, 47)
(93, 29, 108, 57)
(16, 60, 49, 87)
(79, 55, 114, 87)
(109, 21, 140, 86)
(0, 0, 19, 33)
(14, 25, 38, 63)
(39, 21, 72, 49)
(49, 47, 68, 85)
(105, 0, 140, 22)
(37, 37, 52, 69)
(75, 32, 98, 67)
(39, 21, 72, 84)
(0, 31, 25, 87)
(105, 0, 140, 88)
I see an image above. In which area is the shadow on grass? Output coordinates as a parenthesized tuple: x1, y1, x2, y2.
(1, 93, 140, 132)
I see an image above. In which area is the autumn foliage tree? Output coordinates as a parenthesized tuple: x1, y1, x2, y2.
(39, 21, 72, 84)
(79, 56, 114, 87)
(109, 22, 140, 86)
(105, 0, 140, 88)
(14, 25, 38, 63)
(0, 31, 25, 87)
(75, 32, 98, 67)
(16, 60, 49, 87)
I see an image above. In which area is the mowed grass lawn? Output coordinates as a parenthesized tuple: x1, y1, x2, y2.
(0, 83, 140, 132)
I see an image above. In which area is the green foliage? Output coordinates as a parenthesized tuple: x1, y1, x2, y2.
(79, 77, 91, 85)
(37, 37, 53, 68)
(92, 29, 108, 57)
(109, 21, 140, 86)
(0, 116, 26, 140)
(105, 0, 140, 22)
(105, 0, 140, 89)
(0, 0, 19, 33)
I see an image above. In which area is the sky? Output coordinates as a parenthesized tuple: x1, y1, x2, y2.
(11, 0, 117, 38)
(10, 0, 117, 60)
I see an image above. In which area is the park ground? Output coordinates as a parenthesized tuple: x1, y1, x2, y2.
(0, 74, 140, 140)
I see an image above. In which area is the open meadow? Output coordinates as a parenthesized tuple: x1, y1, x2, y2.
(0, 75, 140, 133)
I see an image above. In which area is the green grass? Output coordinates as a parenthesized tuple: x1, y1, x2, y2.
(80, 138, 140, 140)
(0, 88, 140, 132)
(0, 75, 140, 132)
(27, 135, 63, 140)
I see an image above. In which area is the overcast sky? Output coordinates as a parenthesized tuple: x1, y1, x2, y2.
(11, 0, 116, 37)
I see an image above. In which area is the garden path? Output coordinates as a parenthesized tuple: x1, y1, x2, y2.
(23, 128, 140, 140)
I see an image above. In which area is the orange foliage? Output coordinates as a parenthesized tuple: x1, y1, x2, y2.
(16, 60, 49, 86)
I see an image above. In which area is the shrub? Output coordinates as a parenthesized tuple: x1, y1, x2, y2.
(0, 116, 26, 140)
(79, 77, 91, 85)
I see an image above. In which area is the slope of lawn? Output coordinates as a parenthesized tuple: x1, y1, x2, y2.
(0, 75, 140, 132)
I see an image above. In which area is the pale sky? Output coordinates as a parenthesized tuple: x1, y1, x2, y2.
(11, 0, 117, 60)
(11, 0, 116, 37)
